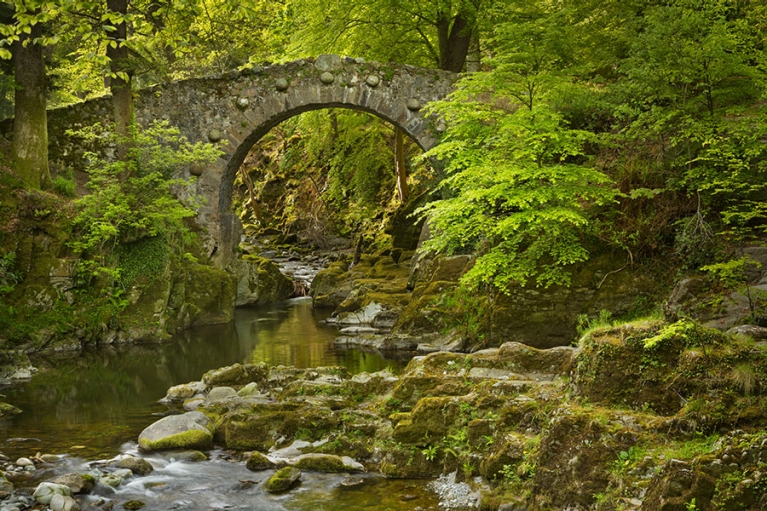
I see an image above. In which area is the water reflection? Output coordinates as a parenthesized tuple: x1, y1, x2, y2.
(0, 298, 407, 459)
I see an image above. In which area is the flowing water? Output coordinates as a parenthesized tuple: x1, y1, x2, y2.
(0, 298, 436, 510)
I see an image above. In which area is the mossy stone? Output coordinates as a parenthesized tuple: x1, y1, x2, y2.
(293, 454, 347, 473)
(245, 452, 275, 471)
(264, 467, 301, 493)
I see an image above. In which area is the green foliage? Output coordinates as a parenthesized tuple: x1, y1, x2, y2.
(431, 285, 492, 344)
(701, 257, 752, 289)
(68, 120, 220, 291)
(0, 252, 21, 294)
(418, 5, 617, 292)
(52, 169, 76, 197)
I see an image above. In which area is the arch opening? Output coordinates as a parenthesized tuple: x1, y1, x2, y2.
(224, 107, 434, 256)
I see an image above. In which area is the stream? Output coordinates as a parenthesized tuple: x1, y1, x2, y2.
(0, 298, 438, 510)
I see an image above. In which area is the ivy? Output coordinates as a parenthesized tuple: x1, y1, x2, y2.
(68, 120, 221, 291)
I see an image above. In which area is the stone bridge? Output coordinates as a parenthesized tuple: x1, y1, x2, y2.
(27, 55, 457, 267)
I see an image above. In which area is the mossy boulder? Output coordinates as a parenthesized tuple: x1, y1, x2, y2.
(0, 402, 22, 417)
(572, 320, 767, 425)
(212, 402, 339, 451)
(245, 451, 275, 471)
(293, 454, 349, 473)
(230, 256, 293, 307)
(531, 407, 636, 510)
(263, 467, 301, 493)
(311, 261, 352, 308)
(202, 363, 248, 386)
(137, 411, 214, 451)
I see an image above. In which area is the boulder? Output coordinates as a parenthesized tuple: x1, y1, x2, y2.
(51, 473, 94, 494)
(245, 452, 275, 471)
(138, 411, 214, 451)
(33, 482, 72, 505)
(161, 381, 206, 404)
(207, 386, 237, 401)
(49, 494, 80, 511)
(202, 363, 248, 386)
(263, 467, 302, 493)
(115, 456, 154, 476)
(229, 257, 293, 307)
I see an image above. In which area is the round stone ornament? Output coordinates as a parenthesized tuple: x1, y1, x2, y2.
(406, 98, 421, 111)
(320, 72, 335, 84)
(189, 163, 204, 177)
(275, 78, 289, 91)
(366, 75, 380, 87)
(207, 129, 222, 143)
(235, 97, 249, 110)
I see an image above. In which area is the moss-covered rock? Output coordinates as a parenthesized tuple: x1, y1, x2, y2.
(572, 319, 767, 425)
(293, 454, 349, 473)
(229, 256, 293, 307)
(263, 467, 301, 493)
(245, 451, 275, 471)
(137, 411, 215, 451)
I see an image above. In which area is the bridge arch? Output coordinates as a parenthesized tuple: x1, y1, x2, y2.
(38, 55, 457, 266)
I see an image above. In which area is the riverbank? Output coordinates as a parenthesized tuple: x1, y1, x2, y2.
(4, 317, 766, 510)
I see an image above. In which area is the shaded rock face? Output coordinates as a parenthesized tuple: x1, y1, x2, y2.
(229, 256, 293, 307)
(663, 245, 767, 331)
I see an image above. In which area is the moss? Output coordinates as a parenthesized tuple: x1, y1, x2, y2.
(138, 429, 213, 451)
(123, 501, 146, 510)
(263, 467, 301, 493)
(293, 454, 348, 473)
(245, 451, 275, 471)
(0, 402, 22, 418)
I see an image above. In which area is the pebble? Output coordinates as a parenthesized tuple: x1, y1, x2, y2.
(15, 458, 33, 467)
(427, 472, 479, 509)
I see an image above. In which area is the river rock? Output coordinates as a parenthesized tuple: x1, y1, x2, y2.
(138, 411, 214, 451)
(207, 386, 237, 401)
(183, 397, 206, 411)
(51, 473, 94, 494)
(245, 451, 275, 471)
(99, 473, 122, 487)
(263, 467, 302, 493)
(0, 479, 13, 493)
(237, 382, 263, 397)
(116, 456, 154, 476)
(15, 457, 33, 467)
(161, 381, 206, 404)
(202, 363, 248, 386)
(49, 494, 80, 511)
(32, 482, 72, 505)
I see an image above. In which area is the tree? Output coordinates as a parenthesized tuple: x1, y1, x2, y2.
(288, 0, 482, 72)
(11, 14, 51, 189)
(418, 1, 617, 291)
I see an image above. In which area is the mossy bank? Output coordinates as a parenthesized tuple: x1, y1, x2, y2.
(143, 319, 767, 511)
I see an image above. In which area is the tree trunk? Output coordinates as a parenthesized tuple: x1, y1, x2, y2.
(106, 0, 133, 163)
(394, 127, 409, 202)
(12, 21, 51, 190)
(239, 167, 264, 224)
(466, 33, 481, 72)
(436, 12, 473, 72)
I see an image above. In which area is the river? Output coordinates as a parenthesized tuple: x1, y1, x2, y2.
(0, 298, 437, 510)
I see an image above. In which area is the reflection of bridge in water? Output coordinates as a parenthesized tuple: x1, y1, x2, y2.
(37, 55, 456, 266)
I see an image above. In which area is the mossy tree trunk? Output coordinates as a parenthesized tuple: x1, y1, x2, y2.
(394, 127, 409, 202)
(106, 0, 133, 165)
(12, 20, 51, 190)
(437, 11, 473, 73)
